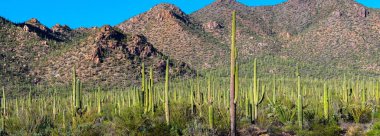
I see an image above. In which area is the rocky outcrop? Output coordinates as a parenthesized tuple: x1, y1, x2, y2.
(358, 7, 369, 18)
(52, 24, 71, 33)
(90, 25, 156, 64)
(25, 18, 49, 31)
(203, 21, 222, 30)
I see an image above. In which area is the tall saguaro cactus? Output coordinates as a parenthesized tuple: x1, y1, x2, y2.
(251, 58, 265, 124)
(72, 67, 85, 117)
(141, 63, 146, 108)
(208, 76, 214, 129)
(296, 64, 303, 129)
(149, 67, 154, 113)
(1, 87, 5, 131)
(323, 83, 329, 120)
(229, 10, 237, 136)
(164, 59, 170, 125)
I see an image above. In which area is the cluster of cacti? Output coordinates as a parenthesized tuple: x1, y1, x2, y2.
(251, 58, 265, 124)
(0, 11, 380, 135)
(72, 67, 86, 117)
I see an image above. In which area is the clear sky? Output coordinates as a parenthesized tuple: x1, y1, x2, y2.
(0, 0, 378, 28)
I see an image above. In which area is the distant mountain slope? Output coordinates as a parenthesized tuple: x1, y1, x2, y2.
(0, 17, 193, 87)
(117, 4, 228, 69)
(33, 25, 193, 86)
(192, 0, 380, 73)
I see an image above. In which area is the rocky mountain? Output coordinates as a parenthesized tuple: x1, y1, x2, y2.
(33, 25, 193, 86)
(117, 4, 228, 69)
(191, 0, 380, 72)
(0, 17, 193, 87)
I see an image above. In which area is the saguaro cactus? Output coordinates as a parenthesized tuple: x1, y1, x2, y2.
(361, 84, 367, 110)
(164, 59, 170, 125)
(208, 76, 214, 129)
(72, 67, 85, 117)
(141, 63, 146, 108)
(97, 87, 102, 114)
(323, 83, 329, 120)
(1, 87, 5, 131)
(229, 10, 237, 136)
(251, 58, 265, 124)
(296, 64, 303, 129)
(149, 67, 154, 113)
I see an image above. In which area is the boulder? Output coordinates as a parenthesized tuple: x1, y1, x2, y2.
(203, 21, 222, 30)
(358, 7, 369, 18)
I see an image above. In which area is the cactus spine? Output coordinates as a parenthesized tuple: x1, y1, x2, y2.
(229, 10, 237, 136)
(164, 59, 170, 125)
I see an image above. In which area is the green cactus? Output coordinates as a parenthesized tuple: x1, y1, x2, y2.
(164, 59, 170, 125)
(97, 87, 102, 115)
(207, 76, 214, 129)
(53, 89, 57, 120)
(251, 58, 265, 124)
(1, 87, 5, 131)
(28, 86, 32, 112)
(190, 81, 195, 115)
(72, 67, 76, 114)
(229, 10, 237, 136)
(141, 63, 146, 108)
(72, 67, 86, 117)
(149, 66, 154, 113)
(296, 64, 303, 129)
(323, 83, 329, 120)
(361, 83, 367, 110)
(272, 75, 276, 105)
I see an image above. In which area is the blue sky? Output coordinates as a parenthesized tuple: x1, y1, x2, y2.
(0, 0, 378, 28)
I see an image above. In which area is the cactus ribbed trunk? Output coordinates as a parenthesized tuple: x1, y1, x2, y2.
(230, 10, 237, 136)
(72, 67, 76, 114)
(149, 67, 154, 113)
(323, 83, 329, 120)
(97, 87, 101, 114)
(164, 59, 170, 125)
(1, 87, 5, 131)
(251, 58, 265, 124)
(141, 63, 146, 108)
(297, 65, 303, 129)
(208, 76, 214, 129)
